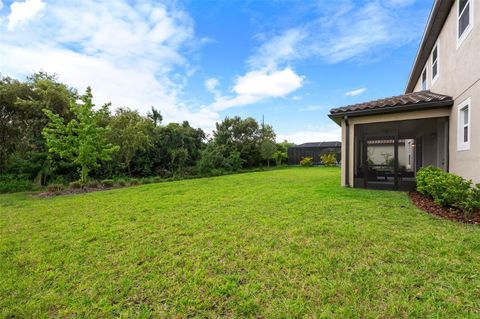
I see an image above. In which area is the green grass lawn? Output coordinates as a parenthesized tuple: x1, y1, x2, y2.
(1, 167, 480, 318)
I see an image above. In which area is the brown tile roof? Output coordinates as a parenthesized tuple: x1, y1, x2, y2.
(330, 91, 453, 115)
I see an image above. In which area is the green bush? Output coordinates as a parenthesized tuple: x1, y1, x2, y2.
(197, 145, 226, 174)
(129, 179, 140, 186)
(0, 175, 38, 193)
(272, 151, 288, 166)
(209, 169, 225, 176)
(116, 179, 127, 187)
(157, 169, 172, 178)
(416, 166, 480, 214)
(69, 181, 83, 189)
(182, 166, 198, 177)
(140, 178, 152, 185)
(226, 151, 243, 172)
(197, 145, 245, 175)
(47, 184, 64, 193)
(86, 180, 99, 188)
(320, 153, 337, 167)
(49, 176, 66, 186)
(299, 157, 313, 167)
(416, 166, 446, 198)
(152, 176, 162, 183)
(101, 179, 115, 187)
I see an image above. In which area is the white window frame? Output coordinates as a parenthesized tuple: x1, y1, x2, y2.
(431, 42, 439, 85)
(421, 66, 428, 90)
(457, 97, 471, 151)
(457, 0, 474, 48)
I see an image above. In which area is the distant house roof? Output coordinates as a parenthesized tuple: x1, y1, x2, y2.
(292, 141, 341, 148)
(329, 91, 453, 121)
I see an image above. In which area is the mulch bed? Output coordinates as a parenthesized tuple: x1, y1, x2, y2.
(409, 191, 480, 225)
(35, 186, 117, 198)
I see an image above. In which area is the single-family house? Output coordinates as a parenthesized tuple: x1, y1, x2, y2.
(329, 0, 479, 190)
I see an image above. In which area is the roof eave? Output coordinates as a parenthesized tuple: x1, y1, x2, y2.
(328, 114, 343, 125)
(329, 99, 453, 120)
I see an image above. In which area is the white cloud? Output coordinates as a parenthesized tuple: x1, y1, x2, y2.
(277, 126, 342, 144)
(234, 68, 303, 98)
(208, 94, 261, 112)
(248, 28, 306, 70)
(0, 0, 219, 130)
(7, 0, 45, 31)
(208, 68, 303, 111)
(205, 77, 219, 92)
(203, 2, 406, 127)
(0, 1, 3, 10)
(248, 2, 423, 66)
(316, 3, 393, 63)
(206, 0, 424, 117)
(345, 87, 366, 97)
(204, 26, 307, 112)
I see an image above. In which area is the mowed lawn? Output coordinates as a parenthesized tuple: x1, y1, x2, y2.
(1, 168, 480, 318)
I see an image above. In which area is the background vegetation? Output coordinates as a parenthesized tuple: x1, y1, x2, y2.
(0, 73, 292, 192)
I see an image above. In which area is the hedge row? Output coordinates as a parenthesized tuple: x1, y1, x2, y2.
(416, 166, 480, 214)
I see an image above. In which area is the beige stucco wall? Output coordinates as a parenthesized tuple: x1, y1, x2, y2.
(340, 108, 451, 187)
(412, 0, 480, 182)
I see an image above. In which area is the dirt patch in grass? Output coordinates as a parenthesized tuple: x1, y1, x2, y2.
(35, 186, 117, 198)
(409, 191, 480, 225)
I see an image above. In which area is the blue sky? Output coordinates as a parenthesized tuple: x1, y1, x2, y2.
(0, 0, 433, 143)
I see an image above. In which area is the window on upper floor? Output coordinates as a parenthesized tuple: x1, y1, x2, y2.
(458, 0, 473, 46)
(421, 67, 427, 90)
(458, 98, 471, 151)
(431, 43, 439, 83)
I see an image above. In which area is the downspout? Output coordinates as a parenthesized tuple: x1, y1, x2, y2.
(344, 116, 350, 187)
(446, 119, 450, 172)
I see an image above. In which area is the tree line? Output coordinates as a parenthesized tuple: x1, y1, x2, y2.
(0, 73, 293, 191)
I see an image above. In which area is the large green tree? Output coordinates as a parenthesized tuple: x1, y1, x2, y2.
(277, 140, 295, 153)
(42, 87, 119, 183)
(212, 116, 275, 167)
(129, 121, 205, 176)
(0, 73, 75, 172)
(147, 106, 163, 127)
(272, 150, 288, 166)
(107, 108, 153, 174)
(0, 73, 77, 184)
(260, 139, 277, 167)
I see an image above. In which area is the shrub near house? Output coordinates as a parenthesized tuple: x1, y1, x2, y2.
(300, 157, 313, 167)
(416, 166, 480, 214)
(320, 153, 337, 167)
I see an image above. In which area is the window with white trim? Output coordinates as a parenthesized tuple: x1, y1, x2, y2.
(421, 67, 427, 90)
(458, 0, 473, 45)
(458, 98, 471, 151)
(431, 43, 439, 83)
